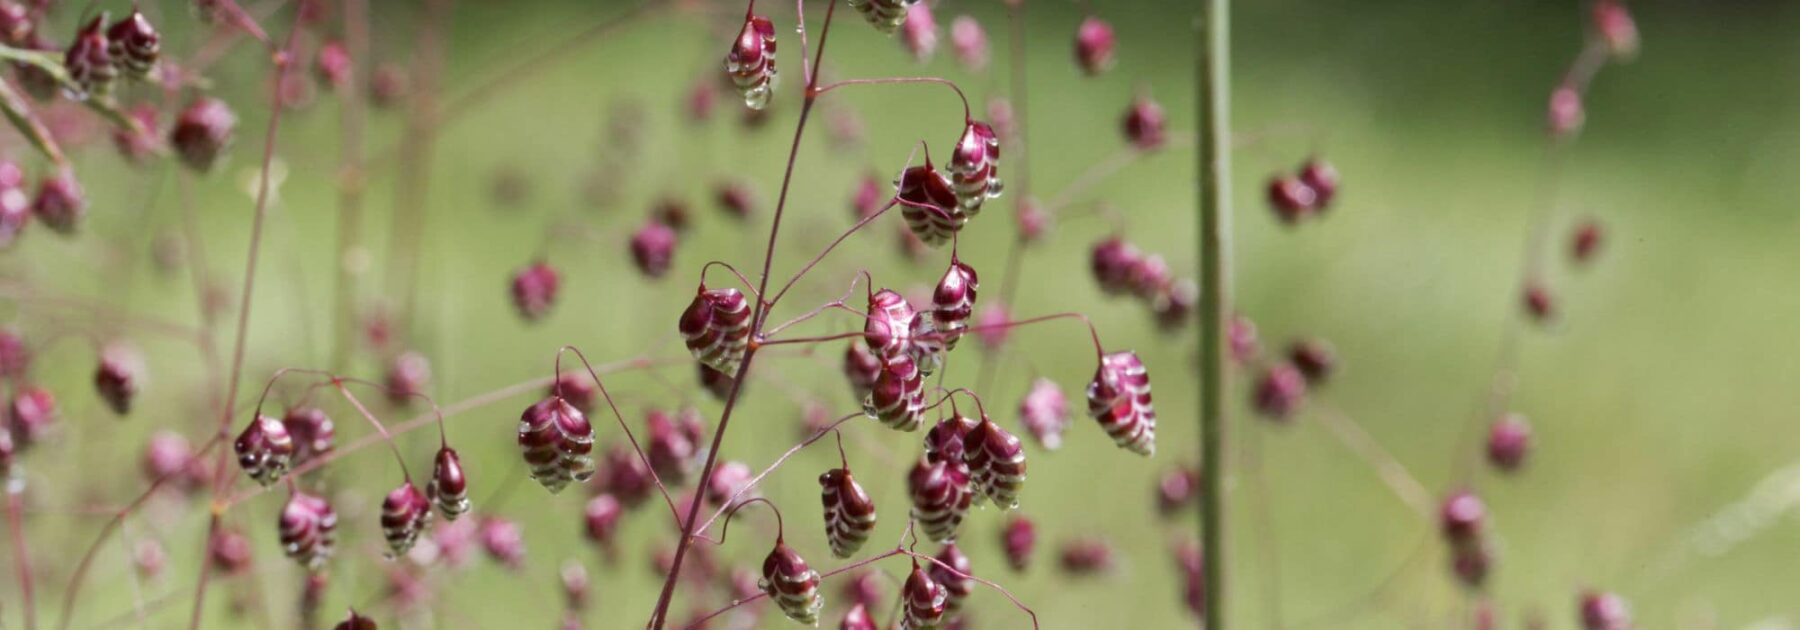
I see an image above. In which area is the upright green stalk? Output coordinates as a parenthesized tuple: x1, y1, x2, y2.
(1197, 0, 1231, 628)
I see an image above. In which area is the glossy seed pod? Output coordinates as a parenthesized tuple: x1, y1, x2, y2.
(428, 447, 471, 520)
(760, 540, 824, 625)
(517, 397, 596, 493)
(278, 490, 337, 569)
(724, 15, 778, 110)
(900, 561, 948, 629)
(930, 259, 979, 351)
(379, 481, 431, 556)
(946, 121, 1001, 212)
(963, 415, 1027, 509)
(1085, 351, 1157, 456)
(234, 414, 294, 487)
(896, 156, 967, 247)
(679, 286, 752, 374)
(819, 468, 877, 558)
(909, 453, 973, 544)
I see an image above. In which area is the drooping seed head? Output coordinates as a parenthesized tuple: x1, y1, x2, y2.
(278, 490, 338, 569)
(1548, 83, 1585, 139)
(1176, 540, 1205, 618)
(1590, 0, 1638, 61)
(548, 372, 597, 414)
(864, 289, 918, 359)
(1157, 464, 1201, 517)
(724, 14, 778, 110)
(478, 516, 526, 570)
(209, 527, 252, 576)
(428, 447, 471, 520)
(1001, 513, 1035, 572)
(760, 540, 825, 625)
(866, 354, 926, 432)
(1486, 414, 1532, 473)
(235, 414, 294, 487)
(901, 561, 949, 629)
(93, 344, 142, 415)
(947, 120, 1002, 213)
(909, 453, 974, 543)
(1087, 351, 1158, 456)
(1251, 362, 1308, 421)
(964, 415, 1027, 509)
(1286, 338, 1336, 384)
(597, 444, 653, 508)
(384, 351, 431, 406)
(679, 286, 752, 374)
(841, 603, 878, 630)
(896, 156, 967, 247)
(64, 15, 116, 97)
(930, 543, 976, 617)
(1440, 490, 1486, 545)
(629, 220, 678, 279)
(1578, 590, 1632, 630)
(1018, 378, 1070, 450)
(171, 97, 237, 172)
(380, 481, 432, 556)
(1571, 219, 1603, 264)
(1090, 237, 1144, 297)
(1450, 540, 1492, 588)
(315, 41, 351, 90)
(509, 261, 560, 322)
(32, 171, 87, 235)
(583, 493, 622, 553)
(950, 15, 989, 70)
(106, 9, 159, 79)
(931, 260, 980, 351)
(644, 409, 697, 486)
(280, 407, 335, 468)
(847, 0, 919, 34)
(820, 467, 878, 558)
(900, 2, 938, 61)
(1059, 536, 1116, 575)
(111, 104, 161, 164)
(705, 459, 757, 510)
(1073, 16, 1116, 76)
(518, 396, 596, 493)
(1266, 176, 1317, 224)
(851, 172, 886, 220)
(1299, 158, 1340, 209)
(1123, 94, 1167, 150)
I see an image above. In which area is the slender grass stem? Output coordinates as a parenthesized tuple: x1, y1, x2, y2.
(1197, 0, 1233, 628)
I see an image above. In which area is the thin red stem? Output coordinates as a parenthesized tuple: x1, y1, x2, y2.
(556, 346, 684, 526)
(712, 496, 785, 546)
(188, 18, 305, 629)
(767, 198, 896, 307)
(650, 2, 839, 626)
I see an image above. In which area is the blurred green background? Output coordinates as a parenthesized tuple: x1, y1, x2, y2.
(8, 0, 1800, 628)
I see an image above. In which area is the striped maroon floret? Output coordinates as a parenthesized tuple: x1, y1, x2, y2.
(235, 414, 294, 487)
(278, 490, 337, 569)
(379, 481, 431, 556)
(1086, 351, 1157, 456)
(909, 453, 973, 544)
(819, 468, 877, 558)
(896, 157, 968, 247)
(946, 121, 1002, 212)
(931, 259, 980, 351)
(964, 415, 1027, 509)
(517, 396, 596, 494)
(760, 541, 824, 625)
(723, 15, 778, 110)
(679, 286, 752, 374)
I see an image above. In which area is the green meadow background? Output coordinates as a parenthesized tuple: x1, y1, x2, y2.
(8, 0, 1800, 627)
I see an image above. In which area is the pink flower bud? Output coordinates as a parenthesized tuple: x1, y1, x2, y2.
(597, 444, 652, 508)
(1299, 158, 1340, 209)
(1001, 513, 1035, 572)
(549, 372, 598, 413)
(841, 603, 877, 630)
(1073, 16, 1116, 76)
(315, 41, 351, 90)
(583, 493, 622, 556)
(950, 16, 988, 71)
(171, 97, 237, 172)
(1252, 362, 1307, 420)
(384, 351, 431, 406)
(209, 527, 251, 575)
(1286, 337, 1336, 384)
(1548, 84, 1585, 139)
(1523, 282, 1555, 323)
(64, 16, 116, 97)
(509, 261, 560, 322)
(1486, 413, 1532, 472)
(1090, 237, 1144, 297)
(851, 173, 886, 221)
(111, 105, 160, 165)
(706, 460, 756, 509)
(1266, 176, 1317, 224)
(1590, 0, 1638, 61)
(629, 220, 677, 279)
(1440, 490, 1486, 545)
(1059, 536, 1115, 575)
(562, 559, 590, 610)
(1157, 465, 1200, 517)
(478, 516, 526, 570)
(1578, 590, 1632, 630)
(1571, 219, 1603, 264)
(1019, 378, 1069, 450)
(644, 409, 697, 486)
(32, 171, 86, 235)
(93, 344, 142, 415)
(1123, 94, 1167, 150)
(930, 543, 976, 616)
(900, 2, 938, 62)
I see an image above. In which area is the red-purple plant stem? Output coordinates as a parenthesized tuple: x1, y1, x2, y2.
(186, 20, 306, 630)
(331, 0, 370, 371)
(648, 3, 839, 626)
(1197, 1, 1233, 628)
(386, 0, 454, 338)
